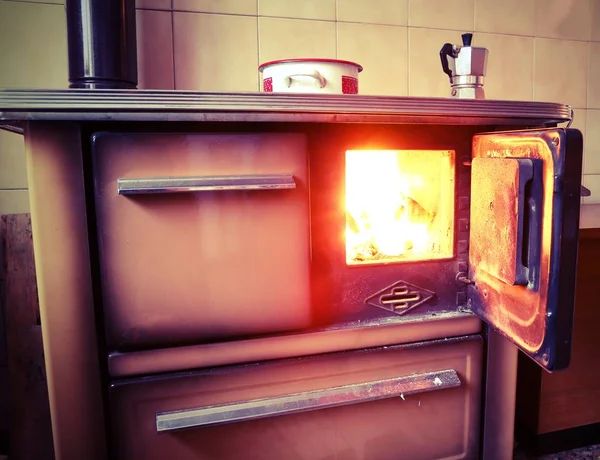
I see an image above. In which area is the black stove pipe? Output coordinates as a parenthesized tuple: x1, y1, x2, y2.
(65, 0, 138, 89)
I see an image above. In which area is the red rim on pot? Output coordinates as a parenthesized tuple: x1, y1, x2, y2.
(258, 58, 364, 72)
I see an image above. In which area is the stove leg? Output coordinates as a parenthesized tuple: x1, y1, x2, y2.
(25, 122, 107, 460)
(482, 329, 518, 460)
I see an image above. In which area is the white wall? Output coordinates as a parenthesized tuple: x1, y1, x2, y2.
(0, 0, 599, 212)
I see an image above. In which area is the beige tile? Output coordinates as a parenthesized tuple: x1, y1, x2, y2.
(0, 190, 30, 215)
(337, 0, 408, 26)
(408, 28, 462, 98)
(585, 109, 600, 175)
(173, 0, 256, 15)
(7, 0, 63, 3)
(0, 131, 27, 190)
(571, 108, 587, 174)
(173, 12, 258, 91)
(136, 10, 174, 89)
(473, 33, 533, 101)
(593, 0, 600, 41)
(0, 2, 68, 89)
(7, 0, 170, 11)
(583, 174, 600, 204)
(259, 17, 336, 63)
(12, 0, 170, 9)
(580, 203, 600, 226)
(259, 0, 335, 20)
(534, 0, 591, 41)
(409, 0, 474, 31)
(589, 43, 600, 108)
(474, 0, 534, 35)
(338, 23, 407, 96)
(137, 0, 171, 9)
(533, 38, 588, 107)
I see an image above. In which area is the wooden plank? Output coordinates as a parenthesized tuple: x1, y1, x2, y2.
(538, 235, 600, 433)
(1, 214, 54, 459)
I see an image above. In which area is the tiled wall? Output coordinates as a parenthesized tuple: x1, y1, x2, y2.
(1, 0, 600, 216)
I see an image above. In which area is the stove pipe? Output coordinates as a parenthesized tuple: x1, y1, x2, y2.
(65, 0, 138, 89)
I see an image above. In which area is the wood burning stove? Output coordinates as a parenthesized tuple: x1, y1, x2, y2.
(0, 90, 582, 460)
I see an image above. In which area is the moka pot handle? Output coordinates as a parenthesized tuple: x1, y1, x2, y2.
(439, 43, 455, 82)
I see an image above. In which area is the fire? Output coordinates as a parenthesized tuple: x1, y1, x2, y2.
(345, 150, 453, 264)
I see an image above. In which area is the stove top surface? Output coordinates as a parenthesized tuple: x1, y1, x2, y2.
(0, 89, 573, 129)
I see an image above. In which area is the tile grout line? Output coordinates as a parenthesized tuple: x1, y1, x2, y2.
(1, 0, 64, 5)
(136, 7, 171, 12)
(406, 0, 410, 96)
(585, 0, 592, 111)
(586, 40, 591, 112)
(532, 34, 536, 103)
(334, 0, 338, 59)
(589, 0, 593, 42)
(257, 0, 260, 91)
(583, 39, 591, 176)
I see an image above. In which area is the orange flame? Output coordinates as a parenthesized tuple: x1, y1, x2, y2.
(345, 150, 454, 264)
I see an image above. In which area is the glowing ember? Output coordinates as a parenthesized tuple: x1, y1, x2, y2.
(345, 150, 454, 264)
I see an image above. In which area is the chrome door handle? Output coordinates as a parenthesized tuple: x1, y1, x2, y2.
(155, 369, 461, 432)
(117, 174, 296, 195)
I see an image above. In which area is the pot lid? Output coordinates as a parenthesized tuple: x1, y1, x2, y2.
(259, 58, 363, 72)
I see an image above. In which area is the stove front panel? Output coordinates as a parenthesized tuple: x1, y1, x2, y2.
(92, 132, 311, 350)
(91, 123, 484, 353)
(110, 335, 483, 460)
(309, 124, 480, 327)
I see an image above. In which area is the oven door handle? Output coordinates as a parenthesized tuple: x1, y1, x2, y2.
(155, 369, 461, 433)
(117, 174, 296, 195)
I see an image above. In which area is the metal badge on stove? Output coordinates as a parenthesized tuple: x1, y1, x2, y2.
(366, 281, 435, 316)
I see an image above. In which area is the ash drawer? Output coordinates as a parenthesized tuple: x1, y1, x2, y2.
(92, 133, 310, 350)
(110, 336, 483, 460)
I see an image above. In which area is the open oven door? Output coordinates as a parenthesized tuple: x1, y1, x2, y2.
(467, 128, 583, 372)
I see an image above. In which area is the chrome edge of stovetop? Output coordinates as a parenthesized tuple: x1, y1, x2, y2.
(0, 89, 573, 130)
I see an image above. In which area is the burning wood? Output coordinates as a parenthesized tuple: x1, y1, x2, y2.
(346, 194, 436, 262)
(345, 149, 454, 265)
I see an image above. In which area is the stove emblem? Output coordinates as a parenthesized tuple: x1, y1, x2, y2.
(366, 281, 435, 316)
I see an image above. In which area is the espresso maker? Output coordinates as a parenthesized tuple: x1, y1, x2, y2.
(440, 33, 489, 99)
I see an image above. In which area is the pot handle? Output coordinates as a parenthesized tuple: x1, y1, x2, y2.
(284, 70, 326, 88)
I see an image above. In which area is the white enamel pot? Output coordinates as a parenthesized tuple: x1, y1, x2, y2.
(258, 58, 363, 94)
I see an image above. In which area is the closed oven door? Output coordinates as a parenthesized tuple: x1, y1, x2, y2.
(110, 336, 483, 460)
(468, 128, 583, 371)
(92, 132, 311, 350)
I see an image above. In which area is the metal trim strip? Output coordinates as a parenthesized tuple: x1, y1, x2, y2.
(108, 315, 481, 378)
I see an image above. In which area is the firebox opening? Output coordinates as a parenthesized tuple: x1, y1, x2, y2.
(345, 149, 455, 265)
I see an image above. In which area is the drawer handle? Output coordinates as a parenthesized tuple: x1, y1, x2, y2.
(155, 369, 460, 433)
(117, 174, 296, 195)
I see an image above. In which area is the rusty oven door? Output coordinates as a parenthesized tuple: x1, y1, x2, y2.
(468, 128, 583, 371)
